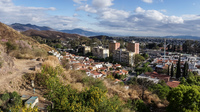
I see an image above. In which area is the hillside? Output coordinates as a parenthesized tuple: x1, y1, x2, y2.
(22, 29, 84, 41)
(10, 23, 53, 31)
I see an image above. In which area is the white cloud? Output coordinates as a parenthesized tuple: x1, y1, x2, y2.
(100, 8, 130, 20)
(182, 15, 200, 20)
(73, 0, 87, 4)
(0, 0, 79, 30)
(141, 0, 153, 3)
(92, 0, 114, 8)
(77, 4, 97, 13)
(135, 7, 184, 24)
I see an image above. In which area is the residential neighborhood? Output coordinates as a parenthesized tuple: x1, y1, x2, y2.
(47, 39, 200, 89)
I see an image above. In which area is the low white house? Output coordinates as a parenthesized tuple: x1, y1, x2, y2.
(90, 71, 102, 78)
(137, 75, 159, 84)
(25, 96, 39, 108)
(94, 63, 103, 69)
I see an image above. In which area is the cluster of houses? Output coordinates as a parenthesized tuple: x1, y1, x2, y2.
(63, 52, 128, 79)
(151, 53, 200, 75)
(136, 52, 200, 88)
(48, 50, 63, 60)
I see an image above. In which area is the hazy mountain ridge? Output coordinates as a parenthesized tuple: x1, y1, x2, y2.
(10, 23, 200, 40)
(22, 29, 84, 41)
(10, 23, 118, 36)
(10, 23, 54, 31)
(60, 28, 118, 37)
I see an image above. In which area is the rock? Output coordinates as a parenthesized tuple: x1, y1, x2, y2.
(36, 58, 41, 61)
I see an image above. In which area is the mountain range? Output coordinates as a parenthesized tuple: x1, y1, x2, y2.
(9, 23, 200, 40)
(10, 23, 53, 31)
(10, 23, 116, 37)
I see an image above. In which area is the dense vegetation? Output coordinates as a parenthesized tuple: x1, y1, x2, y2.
(0, 91, 38, 112)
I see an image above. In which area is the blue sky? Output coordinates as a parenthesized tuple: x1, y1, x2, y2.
(0, 0, 200, 36)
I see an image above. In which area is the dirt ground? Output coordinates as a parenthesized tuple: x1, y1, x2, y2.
(0, 59, 46, 100)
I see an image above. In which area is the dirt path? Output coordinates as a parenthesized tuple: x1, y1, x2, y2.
(0, 59, 43, 95)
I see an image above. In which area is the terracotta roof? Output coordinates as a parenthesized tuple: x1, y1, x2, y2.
(90, 71, 101, 75)
(114, 64, 121, 67)
(145, 72, 170, 79)
(101, 71, 106, 75)
(122, 69, 128, 74)
(89, 59, 94, 62)
(167, 81, 180, 88)
(99, 67, 107, 70)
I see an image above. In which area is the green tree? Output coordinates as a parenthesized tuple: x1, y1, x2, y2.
(5, 41, 17, 54)
(167, 85, 200, 112)
(167, 65, 170, 76)
(176, 56, 181, 79)
(171, 63, 174, 78)
(183, 61, 189, 78)
(134, 54, 145, 65)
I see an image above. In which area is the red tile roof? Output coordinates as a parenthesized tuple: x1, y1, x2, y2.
(167, 81, 180, 88)
(90, 70, 101, 75)
(145, 72, 170, 82)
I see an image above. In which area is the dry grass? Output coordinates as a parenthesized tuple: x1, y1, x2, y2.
(71, 82, 84, 92)
(69, 70, 87, 83)
(42, 56, 60, 67)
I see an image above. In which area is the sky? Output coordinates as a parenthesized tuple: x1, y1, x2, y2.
(0, 0, 200, 36)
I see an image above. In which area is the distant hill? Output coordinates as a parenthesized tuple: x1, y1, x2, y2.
(0, 22, 54, 57)
(22, 29, 84, 41)
(89, 35, 114, 40)
(10, 23, 53, 31)
(60, 28, 117, 37)
(10, 23, 116, 37)
(164, 35, 200, 40)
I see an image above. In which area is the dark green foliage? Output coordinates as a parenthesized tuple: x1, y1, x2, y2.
(167, 65, 170, 76)
(5, 41, 17, 54)
(142, 53, 149, 59)
(41, 65, 124, 112)
(55, 43, 62, 48)
(171, 63, 174, 78)
(1, 93, 10, 101)
(180, 75, 200, 86)
(183, 62, 189, 78)
(176, 56, 181, 79)
(124, 99, 150, 112)
(167, 85, 200, 112)
(135, 62, 153, 75)
(0, 91, 22, 111)
(82, 76, 107, 91)
(149, 83, 170, 99)
(134, 54, 145, 65)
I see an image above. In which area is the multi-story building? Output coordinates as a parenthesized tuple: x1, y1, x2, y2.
(127, 41, 139, 54)
(113, 49, 135, 66)
(78, 44, 91, 55)
(109, 40, 120, 55)
(92, 46, 109, 59)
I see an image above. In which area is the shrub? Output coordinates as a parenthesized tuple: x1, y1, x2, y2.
(6, 41, 17, 54)
(1, 93, 10, 101)
(0, 59, 3, 68)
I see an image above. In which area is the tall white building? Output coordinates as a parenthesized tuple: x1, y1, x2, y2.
(92, 46, 109, 59)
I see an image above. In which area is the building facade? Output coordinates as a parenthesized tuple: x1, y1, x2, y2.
(109, 40, 120, 55)
(78, 44, 91, 55)
(113, 49, 135, 66)
(127, 41, 139, 54)
(92, 46, 109, 59)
